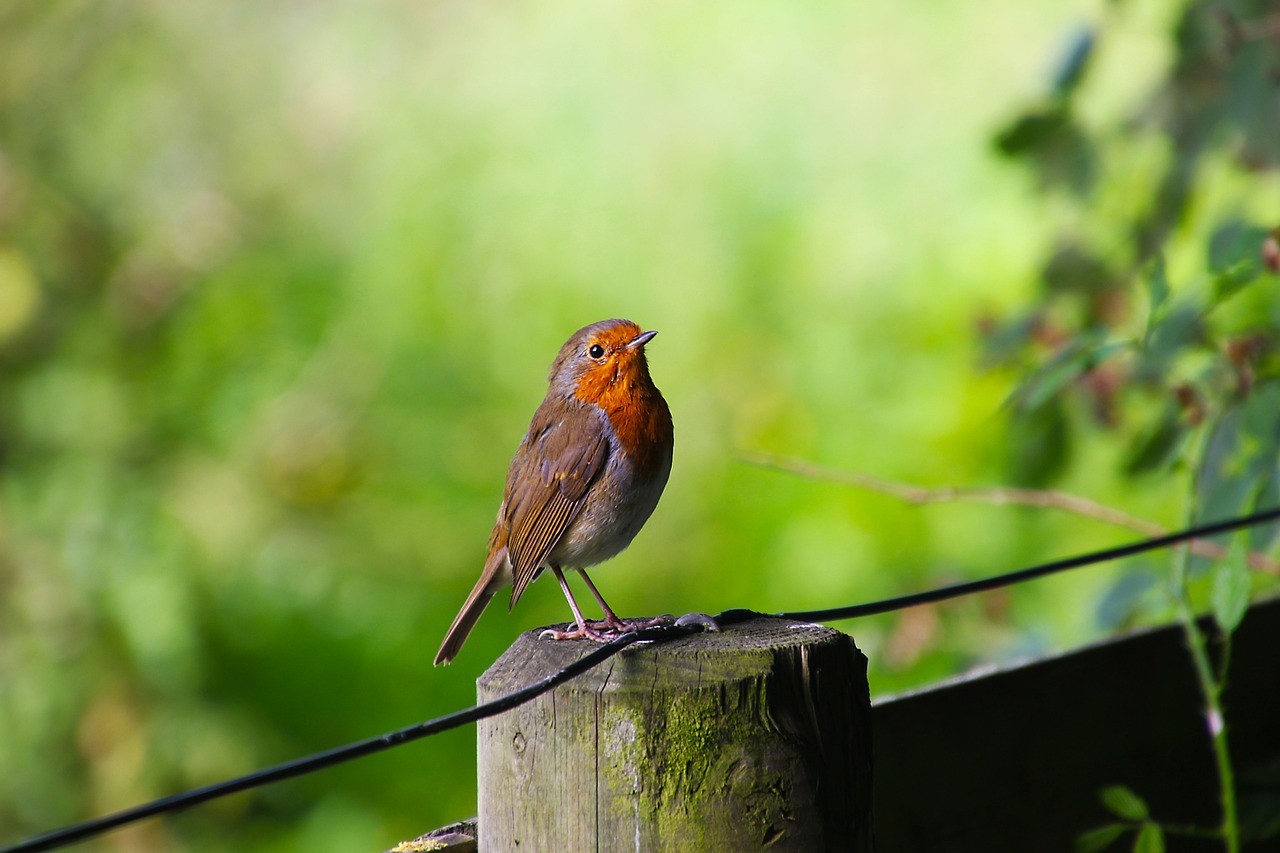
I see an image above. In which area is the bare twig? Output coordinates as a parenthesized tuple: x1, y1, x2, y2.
(742, 452, 1280, 576)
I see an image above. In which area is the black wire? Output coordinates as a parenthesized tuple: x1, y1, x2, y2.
(5, 505, 1278, 853)
(772, 506, 1280, 623)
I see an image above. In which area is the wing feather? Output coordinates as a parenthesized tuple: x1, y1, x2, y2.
(505, 402, 608, 607)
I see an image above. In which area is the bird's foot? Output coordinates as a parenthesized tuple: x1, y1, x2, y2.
(540, 616, 670, 643)
(540, 623, 616, 642)
(539, 613, 720, 643)
(585, 614, 676, 633)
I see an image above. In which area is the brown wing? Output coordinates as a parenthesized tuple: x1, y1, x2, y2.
(504, 400, 609, 608)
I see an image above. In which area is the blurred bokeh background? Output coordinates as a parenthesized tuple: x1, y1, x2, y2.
(2, 1, 1277, 850)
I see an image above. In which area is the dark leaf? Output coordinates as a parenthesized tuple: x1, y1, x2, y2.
(1076, 823, 1128, 853)
(995, 107, 1073, 158)
(1209, 221, 1268, 303)
(1223, 40, 1280, 171)
(1101, 785, 1150, 821)
(1137, 304, 1205, 382)
(1132, 822, 1165, 853)
(1212, 261, 1260, 304)
(1194, 382, 1280, 572)
(993, 105, 1096, 194)
(1044, 244, 1115, 296)
(1249, 474, 1280, 555)
(1143, 255, 1169, 330)
(1124, 404, 1187, 476)
(1007, 396, 1072, 486)
(1209, 221, 1270, 273)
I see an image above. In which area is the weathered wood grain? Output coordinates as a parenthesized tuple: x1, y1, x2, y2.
(476, 617, 872, 852)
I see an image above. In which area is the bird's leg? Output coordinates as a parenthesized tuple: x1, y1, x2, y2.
(578, 568, 675, 633)
(540, 565, 614, 642)
(577, 568, 625, 629)
(539, 566, 677, 642)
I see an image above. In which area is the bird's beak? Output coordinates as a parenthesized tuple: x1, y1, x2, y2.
(628, 330, 658, 350)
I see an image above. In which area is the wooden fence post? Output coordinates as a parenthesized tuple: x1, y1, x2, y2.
(475, 616, 872, 852)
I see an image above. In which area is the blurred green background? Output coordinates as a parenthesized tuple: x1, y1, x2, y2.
(2, 1, 1275, 851)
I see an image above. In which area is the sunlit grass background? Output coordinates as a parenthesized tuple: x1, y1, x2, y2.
(0, 1, 1195, 849)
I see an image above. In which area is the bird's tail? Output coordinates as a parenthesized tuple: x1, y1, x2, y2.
(434, 551, 506, 666)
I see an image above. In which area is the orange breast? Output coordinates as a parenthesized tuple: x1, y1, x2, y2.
(574, 366, 672, 476)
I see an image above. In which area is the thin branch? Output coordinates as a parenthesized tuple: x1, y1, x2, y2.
(742, 452, 1280, 577)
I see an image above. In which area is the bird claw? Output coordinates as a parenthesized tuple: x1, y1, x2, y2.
(540, 614, 676, 644)
(539, 624, 613, 642)
(539, 612, 721, 645)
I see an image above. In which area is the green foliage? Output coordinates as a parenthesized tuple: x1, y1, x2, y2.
(1212, 536, 1252, 635)
(1077, 823, 1128, 853)
(1, 1, 1276, 851)
(0, 3, 1125, 851)
(1101, 785, 1150, 823)
(1133, 821, 1167, 853)
(997, 3, 1279, 851)
(988, 0, 1280, 620)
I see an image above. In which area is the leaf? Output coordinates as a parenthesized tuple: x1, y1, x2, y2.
(1249, 474, 1280, 554)
(1132, 821, 1165, 853)
(1124, 404, 1187, 476)
(1212, 260, 1259, 304)
(1101, 786, 1149, 821)
(992, 105, 1096, 193)
(995, 107, 1072, 157)
(1212, 535, 1252, 635)
(1006, 396, 1072, 487)
(1141, 304, 1205, 373)
(1051, 26, 1096, 100)
(1209, 220, 1269, 273)
(1208, 221, 1268, 304)
(1076, 823, 1127, 853)
(979, 312, 1042, 366)
(1044, 244, 1114, 296)
(1094, 568, 1159, 632)
(1195, 382, 1280, 573)
(1013, 332, 1124, 413)
(1144, 256, 1169, 325)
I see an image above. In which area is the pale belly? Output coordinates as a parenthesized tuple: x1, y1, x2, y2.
(548, 445, 671, 570)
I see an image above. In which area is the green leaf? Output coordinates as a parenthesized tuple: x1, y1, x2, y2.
(1144, 255, 1169, 327)
(1006, 396, 1072, 487)
(995, 107, 1072, 157)
(1208, 221, 1268, 304)
(1141, 304, 1205, 370)
(1132, 821, 1165, 853)
(1124, 404, 1187, 476)
(1212, 260, 1259, 303)
(1101, 786, 1149, 821)
(1212, 535, 1252, 635)
(1013, 333, 1125, 413)
(1209, 221, 1269, 273)
(1076, 823, 1127, 853)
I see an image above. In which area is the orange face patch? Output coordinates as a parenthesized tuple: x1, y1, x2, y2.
(571, 324, 672, 476)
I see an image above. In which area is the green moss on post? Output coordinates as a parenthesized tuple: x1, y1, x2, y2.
(476, 617, 872, 851)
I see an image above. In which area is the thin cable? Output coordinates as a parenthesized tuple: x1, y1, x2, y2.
(6, 506, 1279, 853)
(1, 623, 699, 853)
(773, 506, 1280, 622)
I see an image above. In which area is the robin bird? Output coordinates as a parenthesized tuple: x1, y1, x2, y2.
(434, 318, 678, 666)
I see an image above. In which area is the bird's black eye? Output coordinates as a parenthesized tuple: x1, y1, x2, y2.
(588, 343, 606, 359)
